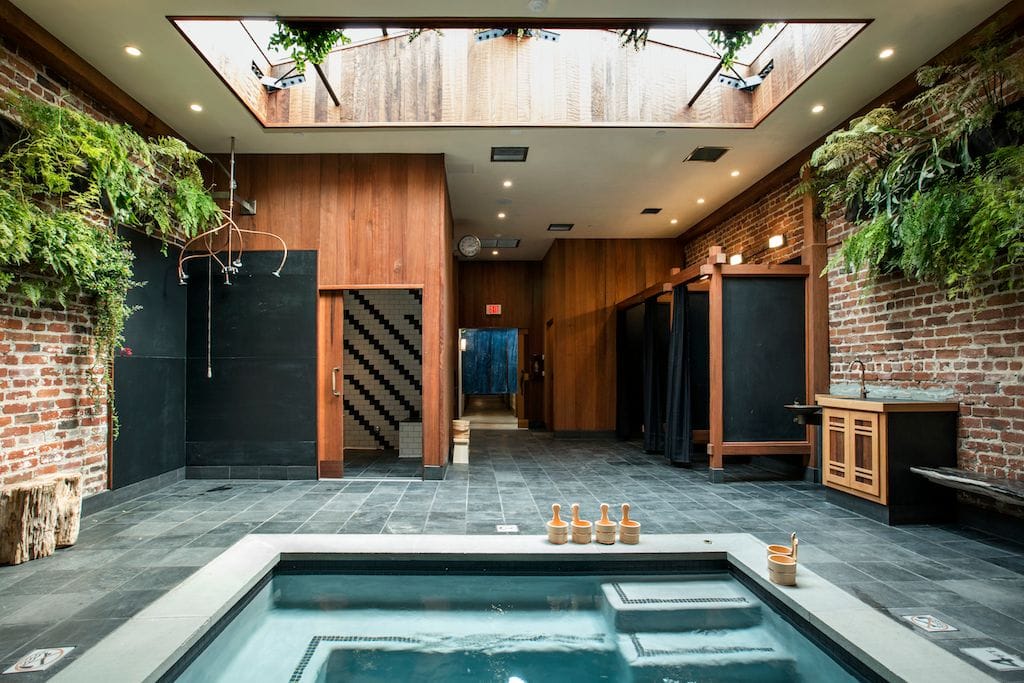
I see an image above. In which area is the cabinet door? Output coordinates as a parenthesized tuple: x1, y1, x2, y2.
(848, 412, 881, 498)
(822, 409, 849, 487)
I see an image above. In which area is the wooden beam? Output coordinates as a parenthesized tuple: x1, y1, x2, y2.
(615, 281, 671, 311)
(667, 263, 703, 287)
(313, 63, 341, 107)
(0, 0, 178, 139)
(720, 441, 812, 456)
(707, 252, 725, 476)
(719, 264, 809, 277)
(802, 166, 829, 473)
(687, 57, 724, 108)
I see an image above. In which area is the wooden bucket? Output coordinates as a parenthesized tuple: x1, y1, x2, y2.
(595, 503, 616, 545)
(768, 553, 797, 586)
(547, 521, 568, 545)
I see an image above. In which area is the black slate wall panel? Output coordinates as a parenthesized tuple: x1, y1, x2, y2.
(112, 230, 186, 489)
(184, 251, 317, 476)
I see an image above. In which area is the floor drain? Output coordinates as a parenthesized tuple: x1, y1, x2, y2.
(496, 524, 519, 533)
(205, 485, 232, 492)
(903, 615, 958, 633)
(3, 647, 75, 674)
(961, 647, 1024, 671)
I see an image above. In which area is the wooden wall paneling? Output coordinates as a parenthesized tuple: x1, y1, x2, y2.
(317, 293, 344, 478)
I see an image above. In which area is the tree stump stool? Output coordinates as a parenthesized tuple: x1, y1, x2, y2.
(0, 473, 82, 565)
(52, 473, 83, 548)
(0, 479, 59, 565)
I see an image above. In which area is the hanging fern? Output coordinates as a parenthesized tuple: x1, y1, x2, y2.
(616, 28, 649, 51)
(805, 31, 1024, 295)
(0, 93, 221, 433)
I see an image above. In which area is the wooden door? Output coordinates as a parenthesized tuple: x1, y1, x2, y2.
(317, 293, 344, 478)
(848, 412, 882, 499)
(822, 409, 849, 488)
(544, 319, 554, 430)
(516, 328, 528, 428)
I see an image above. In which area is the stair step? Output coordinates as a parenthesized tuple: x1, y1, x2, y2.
(617, 630, 799, 683)
(601, 580, 762, 631)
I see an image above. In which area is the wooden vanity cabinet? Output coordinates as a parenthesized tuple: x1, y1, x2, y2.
(816, 396, 959, 525)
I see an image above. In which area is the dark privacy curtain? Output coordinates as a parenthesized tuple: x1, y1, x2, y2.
(462, 328, 518, 395)
(642, 301, 669, 453)
(665, 284, 693, 465)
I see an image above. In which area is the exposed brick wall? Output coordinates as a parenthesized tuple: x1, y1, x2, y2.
(0, 295, 107, 493)
(1, 36, 120, 494)
(827, 213, 1024, 481)
(681, 177, 804, 267)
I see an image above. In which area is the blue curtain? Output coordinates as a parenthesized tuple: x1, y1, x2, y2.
(462, 329, 518, 395)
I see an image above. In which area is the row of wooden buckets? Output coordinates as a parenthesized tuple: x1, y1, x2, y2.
(547, 503, 640, 545)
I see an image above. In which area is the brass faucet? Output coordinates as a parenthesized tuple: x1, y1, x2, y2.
(850, 359, 867, 399)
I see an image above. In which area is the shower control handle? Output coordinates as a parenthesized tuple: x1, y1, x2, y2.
(331, 367, 340, 397)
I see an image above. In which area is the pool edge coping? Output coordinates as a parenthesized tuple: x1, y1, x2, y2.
(49, 533, 993, 683)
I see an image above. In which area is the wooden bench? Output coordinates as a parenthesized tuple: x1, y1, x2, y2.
(910, 466, 1024, 508)
(0, 473, 82, 565)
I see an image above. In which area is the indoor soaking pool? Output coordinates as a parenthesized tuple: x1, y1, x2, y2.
(172, 562, 857, 682)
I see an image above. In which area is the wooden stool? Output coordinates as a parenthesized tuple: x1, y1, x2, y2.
(0, 473, 83, 565)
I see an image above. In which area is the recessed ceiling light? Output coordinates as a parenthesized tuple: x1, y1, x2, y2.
(697, 198, 706, 204)
(811, 104, 825, 114)
(497, 212, 506, 219)
(492, 250, 499, 255)
(730, 170, 740, 177)
(670, 218, 678, 225)
(124, 45, 142, 57)
(189, 103, 203, 112)
(502, 180, 513, 188)
(879, 47, 895, 59)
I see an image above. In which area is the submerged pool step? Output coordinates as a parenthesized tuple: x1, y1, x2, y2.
(601, 580, 763, 632)
(617, 630, 799, 683)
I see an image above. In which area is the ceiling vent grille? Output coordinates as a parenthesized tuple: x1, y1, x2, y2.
(684, 146, 730, 162)
(491, 146, 529, 162)
(547, 223, 574, 232)
(480, 238, 520, 248)
(640, 208, 662, 214)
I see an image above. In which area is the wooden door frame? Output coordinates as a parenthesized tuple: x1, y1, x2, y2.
(317, 286, 426, 478)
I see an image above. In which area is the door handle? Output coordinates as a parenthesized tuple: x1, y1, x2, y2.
(331, 367, 340, 397)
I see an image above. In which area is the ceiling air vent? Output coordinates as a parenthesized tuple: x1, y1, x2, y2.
(491, 146, 529, 162)
(684, 146, 730, 162)
(480, 238, 521, 248)
(547, 223, 574, 232)
(640, 208, 662, 215)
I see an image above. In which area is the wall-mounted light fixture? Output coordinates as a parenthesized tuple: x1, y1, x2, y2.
(768, 234, 786, 249)
(729, 253, 744, 265)
(460, 337, 468, 352)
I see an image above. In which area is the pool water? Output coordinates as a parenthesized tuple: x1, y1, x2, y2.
(176, 571, 856, 682)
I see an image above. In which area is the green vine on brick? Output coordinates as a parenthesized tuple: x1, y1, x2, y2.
(0, 93, 221, 434)
(800, 30, 1024, 295)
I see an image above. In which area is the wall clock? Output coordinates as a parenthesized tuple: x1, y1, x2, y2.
(458, 234, 481, 257)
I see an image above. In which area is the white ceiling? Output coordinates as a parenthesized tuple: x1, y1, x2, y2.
(13, 0, 1009, 260)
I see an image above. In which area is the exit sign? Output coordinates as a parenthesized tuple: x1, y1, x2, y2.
(485, 304, 502, 316)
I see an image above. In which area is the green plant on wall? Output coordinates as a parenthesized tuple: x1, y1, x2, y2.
(0, 93, 221, 432)
(268, 20, 351, 73)
(706, 25, 770, 69)
(801, 30, 1024, 294)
